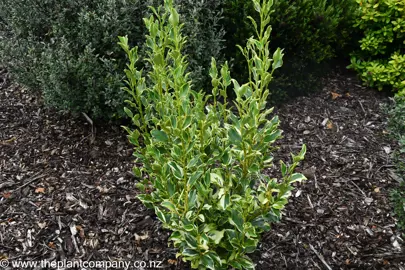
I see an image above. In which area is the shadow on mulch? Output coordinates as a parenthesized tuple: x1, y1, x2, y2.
(0, 67, 404, 269)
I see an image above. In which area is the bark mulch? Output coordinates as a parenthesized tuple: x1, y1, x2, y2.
(0, 66, 404, 269)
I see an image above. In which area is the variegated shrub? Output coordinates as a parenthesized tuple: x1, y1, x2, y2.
(119, 0, 306, 269)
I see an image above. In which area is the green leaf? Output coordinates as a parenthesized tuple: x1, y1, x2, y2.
(243, 238, 258, 253)
(207, 230, 225, 244)
(187, 156, 200, 168)
(154, 206, 166, 223)
(236, 256, 255, 270)
(209, 57, 218, 78)
(184, 233, 198, 249)
(168, 161, 184, 179)
(201, 254, 215, 270)
(251, 217, 271, 231)
(229, 209, 244, 232)
(264, 130, 281, 144)
(161, 200, 177, 213)
(300, 144, 307, 158)
(188, 189, 197, 209)
(272, 201, 286, 210)
(210, 173, 224, 187)
(182, 248, 199, 257)
(132, 166, 142, 178)
(289, 173, 307, 183)
(272, 48, 284, 70)
(228, 127, 242, 144)
(124, 107, 133, 118)
(135, 182, 145, 192)
(232, 79, 241, 97)
(188, 170, 203, 187)
(280, 161, 287, 177)
(183, 224, 195, 232)
(151, 130, 168, 143)
(153, 53, 164, 66)
(169, 231, 181, 242)
(221, 150, 231, 165)
(180, 83, 190, 99)
(198, 214, 205, 222)
(169, 7, 179, 26)
(218, 193, 230, 210)
(253, 0, 261, 13)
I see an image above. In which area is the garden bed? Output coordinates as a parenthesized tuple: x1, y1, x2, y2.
(0, 67, 403, 269)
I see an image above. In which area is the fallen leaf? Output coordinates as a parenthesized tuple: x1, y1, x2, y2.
(37, 222, 47, 229)
(331, 92, 342, 100)
(345, 259, 351, 265)
(345, 92, 351, 97)
(134, 233, 149, 242)
(326, 121, 333, 129)
(70, 224, 78, 236)
(96, 186, 109, 193)
(364, 197, 374, 205)
(168, 259, 177, 265)
(2, 192, 12, 199)
(105, 140, 113, 146)
(76, 226, 85, 238)
(321, 118, 329, 126)
(35, 187, 45, 194)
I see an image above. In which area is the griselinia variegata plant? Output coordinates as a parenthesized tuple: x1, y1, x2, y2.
(118, 0, 307, 269)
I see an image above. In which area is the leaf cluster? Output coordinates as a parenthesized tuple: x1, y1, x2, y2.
(348, 0, 405, 95)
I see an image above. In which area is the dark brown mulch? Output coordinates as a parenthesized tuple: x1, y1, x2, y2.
(0, 66, 404, 270)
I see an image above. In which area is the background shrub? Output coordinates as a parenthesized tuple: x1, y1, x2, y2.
(0, 0, 225, 118)
(221, 0, 358, 102)
(348, 0, 405, 96)
(386, 96, 405, 234)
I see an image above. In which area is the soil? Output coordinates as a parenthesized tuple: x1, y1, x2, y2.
(0, 66, 404, 269)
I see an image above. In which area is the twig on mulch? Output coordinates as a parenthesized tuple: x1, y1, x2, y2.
(358, 99, 366, 116)
(14, 173, 47, 191)
(309, 244, 333, 270)
(350, 180, 367, 198)
(361, 253, 404, 259)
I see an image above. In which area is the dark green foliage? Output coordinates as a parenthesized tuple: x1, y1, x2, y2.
(391, 184, 405, 233)
(0, 0, 225, 118)
(387, 97, 405, 138)
(221, 0, 358, 101)
(386, 96, 405, 234)
(173, 0, 225, 91)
